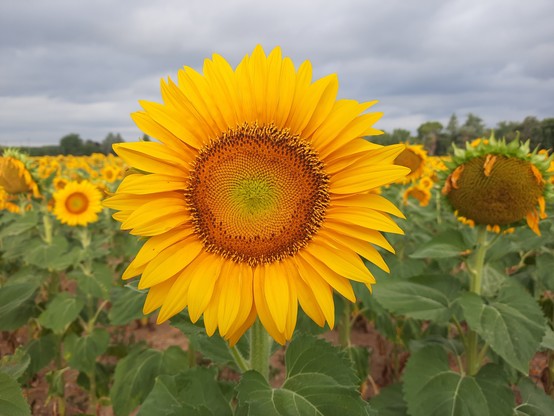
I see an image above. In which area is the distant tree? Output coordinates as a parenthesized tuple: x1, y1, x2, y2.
(417, 121, 443, 155)
(446, 113, 460, 143)
(83, 139, 102, 155)
(494, 120, 520, 141)
(541, 118, 554, 151)
(101, 132, 125, 155)
(372, 129, 412, 146)
(517, 116, 543, 149)
(141, 134, 151, 142)
(459, 113, 486, 144)
(59, 133, 84, 155)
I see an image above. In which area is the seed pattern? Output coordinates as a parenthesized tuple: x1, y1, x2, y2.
(186, 123, 330, 265)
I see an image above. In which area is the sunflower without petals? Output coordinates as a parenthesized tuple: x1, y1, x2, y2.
(104, 46, 410, 345)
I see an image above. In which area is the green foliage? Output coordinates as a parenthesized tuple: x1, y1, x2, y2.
(0, 372, 31, 416)
(63, 329, 110, 373)
(403, 346, 514, 416)
(459, 281, 546, 374)
(38, 292, 84, 334)
(236, 334, 373, 416)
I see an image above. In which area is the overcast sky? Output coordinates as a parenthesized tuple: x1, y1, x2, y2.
(1, 0, 553, 147)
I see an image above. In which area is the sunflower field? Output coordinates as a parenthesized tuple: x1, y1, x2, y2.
(1, 46, 554, 416)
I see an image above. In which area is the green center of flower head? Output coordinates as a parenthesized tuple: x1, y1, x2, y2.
(231, 177, 277, 217)
(65, 192, 89, 214)
(446, 155, 543, 225)
(186, 123, 330, 266)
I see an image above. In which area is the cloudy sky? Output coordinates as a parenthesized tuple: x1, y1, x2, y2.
(1, 0, 553, 147)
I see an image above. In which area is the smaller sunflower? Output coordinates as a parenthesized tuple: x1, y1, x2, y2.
(442, 134, 553, 235)
(53, 180, 103, 226)
(394, 143, 428, 183)
(0, 150, 40, 198)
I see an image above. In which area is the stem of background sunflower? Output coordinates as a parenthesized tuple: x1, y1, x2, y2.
(249, 318, 271, 380)
(42, 212, 53, 245)
(466, 225, 488, 376)
(338, 301, 352, 348)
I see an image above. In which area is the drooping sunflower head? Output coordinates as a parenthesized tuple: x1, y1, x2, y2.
(442, 134, 553, 235)
(0, 149, 40, 198)
(104, 45, 409, 344)
(53, 180, 103, 226)
(393, 143, 427, 183)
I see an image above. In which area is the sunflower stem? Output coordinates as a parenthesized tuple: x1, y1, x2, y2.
(466, 225, 488, 376)
(338, 301, 352, 348)
(250, 319, 271, 380)
(229, 345, 250, 374)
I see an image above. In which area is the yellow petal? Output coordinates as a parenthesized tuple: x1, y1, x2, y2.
(322, 220, 395, 253)
(157, 268, 194, 323)
(138, 236, 203, 289)
(332, 193, 405, 219)
(263, 261, 290, 333)
(117, 173, 187, 195)
(143, 275, 177, 314)
(326, 207, 404, 234)
(113, 142, 189, 176)
(253, 265, 287, 344)
(330, 164, 410, 194)
(187, 254, 225, 322)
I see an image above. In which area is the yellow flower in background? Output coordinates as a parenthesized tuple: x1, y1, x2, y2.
(104, 45, 409, 345)
(53, 180, 103, 226)
(442, 134, 552, 235)
(393, 143, 427, 183)
(0, 152, 40, 198)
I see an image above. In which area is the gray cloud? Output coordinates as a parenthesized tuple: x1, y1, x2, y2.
(1, 0, 552, 146)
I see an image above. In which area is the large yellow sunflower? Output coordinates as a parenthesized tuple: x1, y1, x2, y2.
(104, 46, 409, 345)
(0, 152, 40, 198)
(53, 180, 103, 226)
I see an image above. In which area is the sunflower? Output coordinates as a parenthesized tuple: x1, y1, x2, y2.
(393, 143, 427, 183)
(104, 46, 409, 345)
(53, 180, 103, 226)
(0, 150, 40, 198)
(442, 134, 553, 235)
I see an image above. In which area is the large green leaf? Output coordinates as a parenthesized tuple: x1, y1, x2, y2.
(24, 333, 58, 377)
(535, 253, 554, 291)
(108, 285, 147, 326)
(373, 275, 461, 322)
(0, 210, 38, 238)
(171, 316, 238, 368)
(409, 230, 468, 259)
(68, 262, 113, 298)
(0, 282, 38, 331)
(0, 348, 30, 380)
(110, 347, 188, 416)
(38, 292, 84, 334)
(63, 328, 110, 373)
(515, 377, 554, 415)
(0, 372, 31, 416)
(23, 235, 77, 271)
(369, 383, 407, 416)
(138, 368, 231, 416)
(459, 281, 546, 374)
(403, 346, 514, 416)
(236, 334, 373, 416)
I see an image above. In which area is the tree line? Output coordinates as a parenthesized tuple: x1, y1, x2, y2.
(3, 114, 554, 156)
(374, 114, 554, 155)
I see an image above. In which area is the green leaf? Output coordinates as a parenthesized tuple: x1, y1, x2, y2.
(171, 316, 237, 367)
(535, 253, 554, 291)
(110, 347, 188, 416)
(403, 346, 514, 416)
(63, 329, 110, 373)
(108, 285, 147, 326)
(236, 334, 372, 416)
(409, 230, 468, 259)
(0, 372, 31, 416)
(0, 282, 38, 331)
(515, 377, 554, 415)
(24, 333, 58, 377)
(139, 367, 231, 416)
(38, 292, 84, 334)
(481, 263, 507, 297)
(373, 275, 461, 322)
(346, 346, 370, 386)
(0, 348, 30, 380)
(459, 281, 546, 374)
(23, 235, 76, 271)
(68, 262, 113, 298)
(370, 383, 408, 416)
(0, 210, 38, 238)
(540, 327, 554, 350)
